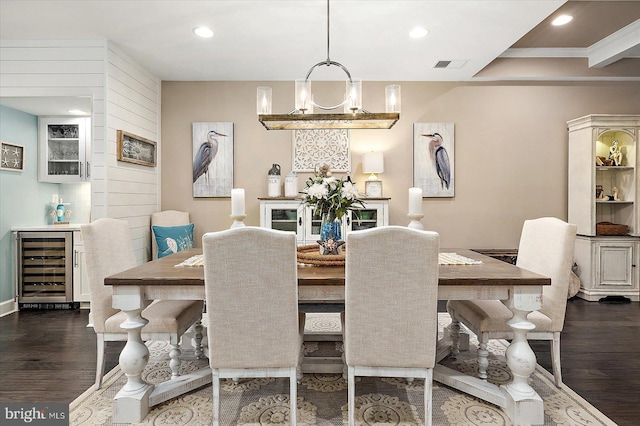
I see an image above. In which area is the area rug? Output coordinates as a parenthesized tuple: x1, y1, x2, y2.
(70, 314, 615, 425)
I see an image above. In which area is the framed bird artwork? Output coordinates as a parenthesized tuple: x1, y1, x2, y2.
(192, 122, 234, 197)
(413, 122, 455, 197)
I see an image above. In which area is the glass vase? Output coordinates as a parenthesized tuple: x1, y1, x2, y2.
(320, 216, 342, 241)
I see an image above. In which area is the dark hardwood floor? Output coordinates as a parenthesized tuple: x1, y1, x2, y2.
(0, 298, 638, 425)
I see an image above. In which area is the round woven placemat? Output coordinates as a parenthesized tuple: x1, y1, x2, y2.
(297, 244, 345, 266)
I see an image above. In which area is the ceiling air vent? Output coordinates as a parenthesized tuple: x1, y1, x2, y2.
(434, 60, 468, 69)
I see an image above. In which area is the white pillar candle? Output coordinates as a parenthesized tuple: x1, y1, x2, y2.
(231, 188, 245, 216)
(408, 187, 423, 215)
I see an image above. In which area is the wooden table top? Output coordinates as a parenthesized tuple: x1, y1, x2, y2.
(105, 248, 550, 288)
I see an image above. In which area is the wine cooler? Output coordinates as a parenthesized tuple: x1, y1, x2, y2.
(16, 231, 73, 307)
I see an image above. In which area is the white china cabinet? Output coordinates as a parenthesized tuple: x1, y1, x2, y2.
(568, 114, 639, 301)
(259, 197, 389, 245)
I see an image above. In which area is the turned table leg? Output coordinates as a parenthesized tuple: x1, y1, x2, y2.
(500, 287, 544, 425)
(112, 287, 154, 424)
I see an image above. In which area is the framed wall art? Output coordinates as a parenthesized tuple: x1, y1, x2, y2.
(192, 122, 234, 198)
(292, 129, 350, 172)
(1, 141, 25, 172)
(413, 122, 455, 197)
(117, 130, 157, 167)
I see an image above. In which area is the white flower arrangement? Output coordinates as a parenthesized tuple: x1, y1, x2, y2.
(301, 165, 365, 222)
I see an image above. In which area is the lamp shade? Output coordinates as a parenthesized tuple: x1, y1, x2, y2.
(362, 152, 384, 175)
(256, 86, 272, 115)
(385, 85, 401, 113)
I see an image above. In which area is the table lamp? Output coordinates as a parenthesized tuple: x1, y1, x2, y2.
(362, 152, 384, 197)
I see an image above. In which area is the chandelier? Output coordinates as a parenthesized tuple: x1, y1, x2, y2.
(257, 0, 400, 130)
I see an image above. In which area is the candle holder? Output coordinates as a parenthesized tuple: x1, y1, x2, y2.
(407, 213, 424, 230)
(230, 214, 247, 229)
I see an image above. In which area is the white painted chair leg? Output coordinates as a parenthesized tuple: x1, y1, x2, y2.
(212, 370, 220, 426)
(289, 368, 297, 426)
(551, 332, 562, 387)
(95, 335, 106, 389)
(425, 368, 433, 426)
(348, 366, 356, 426)
(169, 343, 181, 378)
(297, 344, 304, 383)
(477, 333, 489, 380)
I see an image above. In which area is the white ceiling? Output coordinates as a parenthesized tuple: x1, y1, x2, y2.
(2, 0, 637, 82)
(1, 1, 638, 115)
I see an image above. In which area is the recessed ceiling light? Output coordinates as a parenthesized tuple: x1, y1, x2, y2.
(409, 26, 429, 39)
(551, 15, 573, 26)
(68, 109, 88, 115)
(193, 26, 214, 38)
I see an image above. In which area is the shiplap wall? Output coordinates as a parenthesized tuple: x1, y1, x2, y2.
(106, 43, 161, 263)
(0, 39, 161, 264)
(0, 40, 107, 206)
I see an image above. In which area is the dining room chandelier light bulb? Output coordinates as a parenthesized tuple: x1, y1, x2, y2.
(257, 0, 400, 130)
(256, 86, 272, 115)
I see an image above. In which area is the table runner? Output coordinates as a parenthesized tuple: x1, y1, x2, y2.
(175, 252, 482, 267)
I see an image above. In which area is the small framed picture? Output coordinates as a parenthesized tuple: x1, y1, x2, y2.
(1, 141, 25, 172)
(365, 180, 383, 198)
(117, 130, 157, 167)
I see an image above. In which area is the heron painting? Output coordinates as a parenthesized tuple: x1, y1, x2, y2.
(192, 122, 234, 197)
(413, 122, 455, 197)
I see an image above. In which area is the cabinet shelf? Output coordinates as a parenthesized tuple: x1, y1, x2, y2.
(596, 200, 634, 204)
(596, 166, 634, 171)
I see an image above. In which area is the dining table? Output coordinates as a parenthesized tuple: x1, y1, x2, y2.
(104, 247, 550, 425)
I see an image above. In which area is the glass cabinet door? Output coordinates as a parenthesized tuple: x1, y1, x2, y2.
(264, 202, 304, 242)
(39, 117, 89, 183)
(306, 206, 323, 242)
(47, 123, 81, 177)
(351, 207, 381, 231)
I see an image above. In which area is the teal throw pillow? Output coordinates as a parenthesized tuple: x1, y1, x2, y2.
(153, 223, 195, 258)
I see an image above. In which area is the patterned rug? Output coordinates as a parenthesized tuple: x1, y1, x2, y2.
(70, 314, 615, 425)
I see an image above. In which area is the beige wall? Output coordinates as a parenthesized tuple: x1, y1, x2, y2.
(161, 80, 640, 249)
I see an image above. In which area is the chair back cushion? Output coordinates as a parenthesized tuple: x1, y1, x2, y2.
(202, 227, 299, 369)
(151, 210, 190, 259)
(81, 218, 137, 333)
(516, 217, 577, 331)
(345, 226, 440, 368)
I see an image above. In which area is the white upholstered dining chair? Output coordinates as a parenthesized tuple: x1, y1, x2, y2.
(202, 227, 305, 426)
(151, 209, 190, 260)
(447, 217, 577, 387)
(344, 226, 440, 426)
(81, 218, 204, 389)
